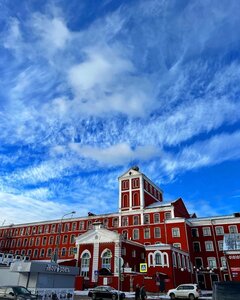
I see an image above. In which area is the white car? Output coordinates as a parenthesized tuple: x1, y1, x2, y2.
(167, 284, 201, 300)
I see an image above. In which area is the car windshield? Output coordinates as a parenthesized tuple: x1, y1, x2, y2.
(14, 287, 31, 295)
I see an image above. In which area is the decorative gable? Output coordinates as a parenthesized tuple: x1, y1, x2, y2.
(75, 222, 120, 245)
(118, 166, 141, 179)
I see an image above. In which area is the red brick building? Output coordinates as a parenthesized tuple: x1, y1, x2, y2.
(0, 166, 239, 291)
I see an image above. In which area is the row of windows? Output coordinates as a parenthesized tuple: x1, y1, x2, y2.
(122, 178, 140, 190)
(144, 180, 162, 200)
(0, 212, 175, 238)
(79, 248, 145, 277)
(6, 247, 76, 258)
(0, 226, 182, 249)
(195, 256, 227, 269)
(193, 240, 224, 252)
(192, 225, 238, 237)
(121, 212, 172, 227)
(0, 235, 76, 248)
(123, 227, 180, 240)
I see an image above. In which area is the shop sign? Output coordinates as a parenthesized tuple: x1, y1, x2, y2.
(45, 264, 70, 273)
(231, 267, 240, 272)
(229, 255, 240, 260)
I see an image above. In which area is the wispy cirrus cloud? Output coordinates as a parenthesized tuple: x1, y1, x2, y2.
(0, 0, 240, 224)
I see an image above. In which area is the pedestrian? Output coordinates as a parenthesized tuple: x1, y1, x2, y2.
(135, 284, 140, 300)
(140, 285, 147, 300)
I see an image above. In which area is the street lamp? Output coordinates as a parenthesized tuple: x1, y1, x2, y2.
(53, 211, 76, 263)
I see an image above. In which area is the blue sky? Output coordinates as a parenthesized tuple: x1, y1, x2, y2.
(0, 0, 240, 225)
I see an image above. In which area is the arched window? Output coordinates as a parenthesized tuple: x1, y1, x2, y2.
(122, 194, 128, 207)
(61, 248, 66, 256)
(172, 253, 177, 267)
(122, 230, 128, 240)
(163, 252, 169, 267)
(182, 256, 186, 269)
(81, 251, 91, 277)
(148, 252, 154, 266)
(155, 253, 162, 265)
(63, 235, 68, 244)
(177, 254, 182, 268)
(101, 249, 112, 269)
(49, 236, 54, 245)
(132, 192, 139, 206)
(70, 234, 76, 244)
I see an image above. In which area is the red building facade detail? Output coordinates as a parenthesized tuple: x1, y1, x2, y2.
(0, 167, 240, 291)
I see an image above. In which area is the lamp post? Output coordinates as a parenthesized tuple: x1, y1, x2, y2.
(53, 211, 76, 263)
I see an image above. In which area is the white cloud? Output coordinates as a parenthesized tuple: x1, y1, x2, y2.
(69, 143, 160, 166)
(31, 14, 71, 50)
(0, 191, 77, 225)
(161, 130, 240, 175)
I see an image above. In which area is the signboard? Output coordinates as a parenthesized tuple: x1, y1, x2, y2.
(223, 234, 240, 251)
(140, 263, 147, 273)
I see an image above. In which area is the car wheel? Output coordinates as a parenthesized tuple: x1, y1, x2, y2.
(189, 294, 195, 300)
(169, 293, 175, 299)
(112, 294, 117, 300)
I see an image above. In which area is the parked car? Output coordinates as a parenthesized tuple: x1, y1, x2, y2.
(0, 286, 38, 300)
(88, 286, 125, 300)
(167, 283, 201, 300)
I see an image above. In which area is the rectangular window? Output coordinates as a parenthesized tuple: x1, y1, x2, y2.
(143, 214, 150, 224)
(195, 258, 203, 268)
(191, 228, 199, 237)
(172, 228, 180, 237)
(79, 221, 85, 230)
(164, 212, 171, 220)
(203, 227, 211, 236)
(133, 229, 139, 240)
(193, 242, 201, 252)
(122, 217, 128, 226)
(215, 226, 224, 235)
(112, 218, 119, 227)
(87, 221, 92, 230)
(72, 222, 77, 231)
(133, 216, 139, 225)
(221, 257, 227, 268)
(132, 250, 136, 257)
(218, 240, 223, 251)
(229, 225, 238, 234)
(144, 228, 150, 239)
(207, 257, 217, 268)
(64, 223, 70, 232)
(154, 227, 161, 238)
(154, 213, 160, 224)
(205, 241, 214, 251)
